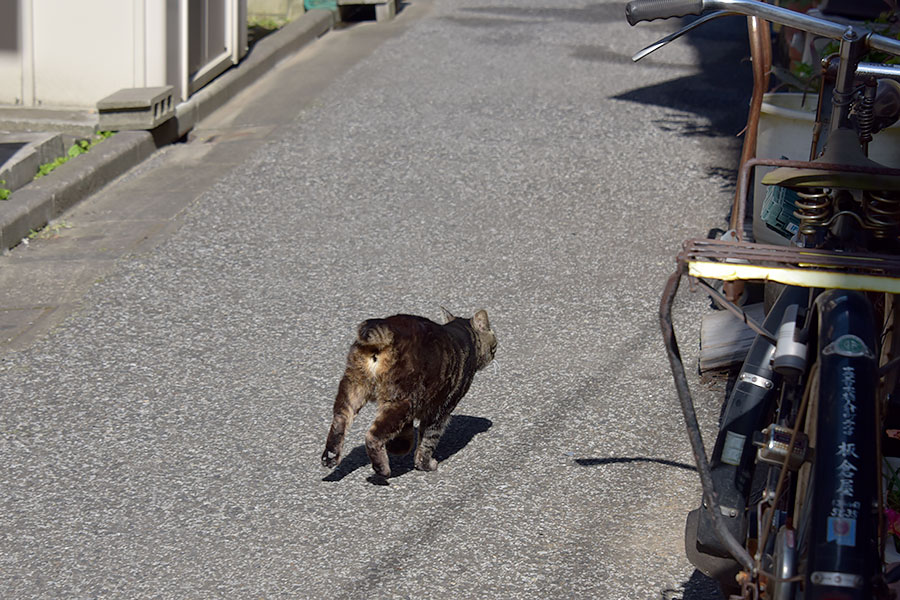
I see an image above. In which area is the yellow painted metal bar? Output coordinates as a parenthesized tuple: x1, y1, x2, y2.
(687, 261, 900, 293)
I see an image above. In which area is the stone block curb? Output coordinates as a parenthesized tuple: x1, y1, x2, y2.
(0, 131, 156, 250)
(0, 132, 65, 193)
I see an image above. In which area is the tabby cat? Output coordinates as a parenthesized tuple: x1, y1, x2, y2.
(321, 308, 497, 478)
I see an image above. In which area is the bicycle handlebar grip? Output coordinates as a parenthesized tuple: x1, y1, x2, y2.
(625, 0, 704, 25)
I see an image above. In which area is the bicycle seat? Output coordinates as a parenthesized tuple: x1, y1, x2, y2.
(761, 129, 900, 190)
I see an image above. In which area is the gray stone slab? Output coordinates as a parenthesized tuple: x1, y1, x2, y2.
(0, 107, 98, 137)
(0, 132, 65, 192)
(0, 306, 53, 349)
(97, 86, 175, 131)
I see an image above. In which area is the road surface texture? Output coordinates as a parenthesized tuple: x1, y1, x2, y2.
(0, 0, 752, 598)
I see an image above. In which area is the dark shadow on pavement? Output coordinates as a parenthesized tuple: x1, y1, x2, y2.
(663, 569, 725, 600)
(339, 0, 408, 25)
(574, 456, 697, 472)
(457, 3, 626, 25)
(322, 414, 492, 483)
(612, 14, 754, 194)
(613, 14, 753, 139)
(322, 444, 370, 482)
(434, 414, 492, 461)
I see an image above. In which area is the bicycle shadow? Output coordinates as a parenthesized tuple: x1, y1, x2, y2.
(576, 457, 724, 599)
(321, 414, 492, 483)
(611, 14, 753, 138)
(608, 13, 753, 196)
(663, 569, 724, 600)
(574, 456, 696, 471)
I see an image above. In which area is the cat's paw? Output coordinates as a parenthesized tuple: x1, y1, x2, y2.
(415, 457, 438, 472)
(372, 463, 391, 478)
(321, 448, 340, 468)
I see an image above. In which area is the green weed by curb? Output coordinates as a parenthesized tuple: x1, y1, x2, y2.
(34, 131, 115, 181)
(248, 15, 287, 30)
(248, 16, 286, 46)
(0, 180, 10, 200)
(26, 220, 72, 241)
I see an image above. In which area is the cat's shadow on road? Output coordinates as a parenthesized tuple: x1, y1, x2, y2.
(321, 414, 492, 484)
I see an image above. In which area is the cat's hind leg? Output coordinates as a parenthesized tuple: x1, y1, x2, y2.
(365, 401, 411, 478)
(322, 374, 369, 468)
(414, 414, 451, 472)
(385, 421, 415, 455)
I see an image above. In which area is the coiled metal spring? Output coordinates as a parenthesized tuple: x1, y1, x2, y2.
(864, 189, 900, 239)
(857, 84, 876, 145)
(793, 188, 832, 235)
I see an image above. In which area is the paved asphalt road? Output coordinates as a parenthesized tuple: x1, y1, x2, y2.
(0, 1, 753, 598)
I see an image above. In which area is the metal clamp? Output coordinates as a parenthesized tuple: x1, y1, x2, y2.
(810, 571, 864, 589)
(739, 371, 774, 390)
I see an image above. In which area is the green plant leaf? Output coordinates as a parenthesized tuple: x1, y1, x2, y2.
(32, 131, 112, 180)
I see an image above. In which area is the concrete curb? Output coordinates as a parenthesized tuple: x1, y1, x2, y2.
(0, 9, 335, 252)
(0, 132, 66, 194)
(174, 9, 335, 137)
(0, 131, 156, 250)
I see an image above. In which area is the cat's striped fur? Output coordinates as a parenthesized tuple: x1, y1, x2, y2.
(321, 309, 497, 478)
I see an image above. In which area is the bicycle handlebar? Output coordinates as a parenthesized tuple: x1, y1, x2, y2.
(625, 0, 702, 25)
(626, 0, 900, 57)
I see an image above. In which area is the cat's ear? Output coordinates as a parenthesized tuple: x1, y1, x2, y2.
(440, 306, 455, 323)
(472, 310, 491, 332)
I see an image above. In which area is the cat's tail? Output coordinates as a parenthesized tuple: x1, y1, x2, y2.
(354, 320, 394, 379)
(356, 319, 394, 351)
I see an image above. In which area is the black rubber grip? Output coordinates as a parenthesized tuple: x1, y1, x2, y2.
(625, 0, 704, 25)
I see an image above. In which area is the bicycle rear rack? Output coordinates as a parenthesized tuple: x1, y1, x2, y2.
(683, 238, 900, 293)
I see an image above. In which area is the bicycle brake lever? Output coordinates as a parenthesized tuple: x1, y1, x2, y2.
(632, 10, 735, 62)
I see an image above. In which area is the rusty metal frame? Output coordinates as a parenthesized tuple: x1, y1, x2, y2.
(659, 259, 756, 573)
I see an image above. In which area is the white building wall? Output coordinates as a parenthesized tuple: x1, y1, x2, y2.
(0, 3, 23, 105)
(0, 0, 246, 110)
(32, 0, 144, 108)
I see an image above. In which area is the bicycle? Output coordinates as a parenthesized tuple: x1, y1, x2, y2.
(626, 1, 900, 598)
